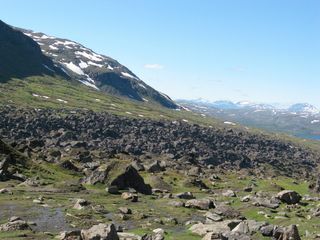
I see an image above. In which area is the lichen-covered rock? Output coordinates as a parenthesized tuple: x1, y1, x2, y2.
(80, 223, 119, 240)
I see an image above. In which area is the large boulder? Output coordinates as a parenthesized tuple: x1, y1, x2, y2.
(110, 166, 152, 194)
(276, 190, 301, 204)
(282, 225, 301, 240)
(81, 223, 119, 240)
(185, 199, 214, 210)
(273, 224, 301, 240)
(252, 197, 280, 209)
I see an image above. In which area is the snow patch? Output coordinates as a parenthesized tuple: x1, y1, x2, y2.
(311, 120, 320, 124)
(56, 99, 68, 104)
(79, 60, 88, 69)
(40, 34, 55, 39)
(75, 51, 104, 62)
(63, 62, 85, 75)
(121, 72, 139, 80)
(138, 83, 147, 89)
(88, 61, 104, 68)
(49, 45, 58, 50)
(79, 80, 99, 90)
(160, 92, 171, 101)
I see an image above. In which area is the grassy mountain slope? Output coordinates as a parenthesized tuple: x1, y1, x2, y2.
(0, 75, 319, 153)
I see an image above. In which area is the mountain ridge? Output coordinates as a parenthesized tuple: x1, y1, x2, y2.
(179, 98, 320, 114)
(16, 26, 178, 109)
(177, 99, 320, 141)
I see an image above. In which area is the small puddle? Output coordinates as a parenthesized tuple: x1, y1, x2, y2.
(0, 202, 74, 233)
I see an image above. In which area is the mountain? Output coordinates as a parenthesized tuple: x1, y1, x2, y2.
(0, 19, 177, 108)
(177, 99, 320, 141)
(16, 27, 177, 109)
(288, 103, 320, 115)
(0, 20, 67, 81)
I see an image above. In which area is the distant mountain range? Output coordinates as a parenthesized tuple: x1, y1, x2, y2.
(0, 20, 177, 109)
(177, 99, 320, 140)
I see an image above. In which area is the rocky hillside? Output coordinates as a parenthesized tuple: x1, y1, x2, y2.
(16, 27, 177, 109)
(1, 106, 319, 178)
(0, 20, 67, 82)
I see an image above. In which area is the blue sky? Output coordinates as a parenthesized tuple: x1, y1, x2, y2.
(1, 0, 320, 106)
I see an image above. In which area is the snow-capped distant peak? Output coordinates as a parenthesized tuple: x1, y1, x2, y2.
(288, 103, 319, 115)
(237, 101, 251, 105)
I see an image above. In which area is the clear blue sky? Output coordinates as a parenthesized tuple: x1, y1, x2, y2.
(1, 0, 319, 106)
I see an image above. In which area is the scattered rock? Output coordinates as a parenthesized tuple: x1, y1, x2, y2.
(118, 232, 142, 240)
(59, 230, 82, 240)
(168, 201, 185, 207)
(145, 160, 164, 173)
(175, 192, 195, 199)
(0, 216, 32, 231)
(73, 199, 90, 210)
(189, 220, 241, 236)
(240, 195, 251, 202)
(121, 192, 138, 202)
(205, 211, 223, 222)
(118, 207, 132, 214)
(131, 161, 145, 171)
(185, 199, 214, 210)
(260, 224, 275, 236)
(252, 197, 280, 209)
(0, 188, 12, 194)
(222, 190, 236, 197)
(81, 223, 119, 240)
